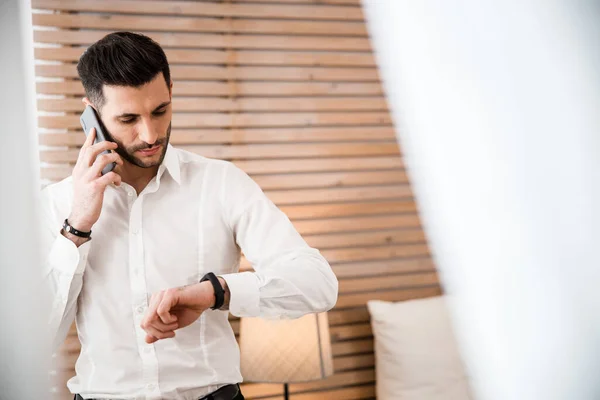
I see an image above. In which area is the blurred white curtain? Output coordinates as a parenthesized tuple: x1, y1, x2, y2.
(363, 1, 600, 399)
(0, 0, 49, 398)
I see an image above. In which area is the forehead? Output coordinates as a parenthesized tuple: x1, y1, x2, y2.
(101, 73, 170, 115)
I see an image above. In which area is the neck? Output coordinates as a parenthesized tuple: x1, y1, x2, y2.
(116, 162, 159, 195)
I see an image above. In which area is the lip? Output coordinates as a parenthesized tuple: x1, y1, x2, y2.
(137, 145, 161, 156)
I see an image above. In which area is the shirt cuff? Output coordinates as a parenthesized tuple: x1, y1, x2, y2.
(219, 272, 260, 317)
(47, 233, 91, 275)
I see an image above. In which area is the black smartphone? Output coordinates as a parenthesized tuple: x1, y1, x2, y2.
(80, 105, 116, 175)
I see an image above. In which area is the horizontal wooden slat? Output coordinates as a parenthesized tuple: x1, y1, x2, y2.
(33, 13, 368, 36)
(293, 214, 421, 235)
(281, 200, 416, 219)
(329, 308, 370, 326)
(291, 369, 374, 392)
(266, 185, 411, 205)
(36, 63, 378, 82)
(294, 384, 375, 400)
(336, 354, 375, 372)
(331, 339, 373, 357)
(305, 229, 426, 249)
(34, 30, 372, 51)
(332, 257, 436, 279)
(36, 81, 383, 96)
(235, 156, 403, 174)
(38, 112, 392, 129)
(254, 170, 407, 190)
(32, 0, 365, 21)
(339, 272, 438, 293)
(241, 370, 376, 398)
(336, 285, 441, 308)
(39, 143, 399, 163)
(330, 323, 372, 341)
(37, 97, 388, 114)
(322, 244, 430, 265)
(34, 47, 377, 67)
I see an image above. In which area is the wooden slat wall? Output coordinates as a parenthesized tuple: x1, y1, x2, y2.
(33, 1, 441, 399)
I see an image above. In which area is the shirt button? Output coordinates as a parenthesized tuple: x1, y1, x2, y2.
(147, 383, 156, 391)
(132, 228, 139, 235)
(128, 191, 134, 197)
(137, 306, 145, 314)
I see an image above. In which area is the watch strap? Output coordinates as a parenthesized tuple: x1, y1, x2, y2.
(63, 219, 92, 238)
(200, 272, 225, 310)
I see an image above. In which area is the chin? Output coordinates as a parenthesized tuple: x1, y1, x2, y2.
(130, 147, 167, 168)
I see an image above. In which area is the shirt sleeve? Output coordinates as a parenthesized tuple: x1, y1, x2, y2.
(218, 163, 339, 319)
(40, 187, 91, 351)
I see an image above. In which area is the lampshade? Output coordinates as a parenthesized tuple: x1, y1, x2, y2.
(239, 312, 333, 383)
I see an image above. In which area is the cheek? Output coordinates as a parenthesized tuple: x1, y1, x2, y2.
(157, 114, 171, 135)
(105, 122, 137, 145)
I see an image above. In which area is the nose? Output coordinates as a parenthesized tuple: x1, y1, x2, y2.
(138, 118, 159, 145)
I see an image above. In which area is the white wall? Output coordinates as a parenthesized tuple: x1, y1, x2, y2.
(363, 1, 600, 399)
(0, 0, 49, 397)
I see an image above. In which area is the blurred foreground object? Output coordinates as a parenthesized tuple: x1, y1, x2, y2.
(363, 1, 600, 399)
(0, 0, 49, 398)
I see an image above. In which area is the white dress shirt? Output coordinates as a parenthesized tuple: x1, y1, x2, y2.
(41, 145, 338, 400)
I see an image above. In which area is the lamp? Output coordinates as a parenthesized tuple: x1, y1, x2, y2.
(239, 312, 334, 400)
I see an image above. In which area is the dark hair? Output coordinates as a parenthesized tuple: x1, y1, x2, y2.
(77, 32, 171, 110)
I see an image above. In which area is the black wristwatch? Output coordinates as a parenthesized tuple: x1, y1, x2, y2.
(63, 219, 92, 239)
(200, 272, 225, 310)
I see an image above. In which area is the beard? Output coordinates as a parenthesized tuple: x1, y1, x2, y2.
(106, 122, 171, 169)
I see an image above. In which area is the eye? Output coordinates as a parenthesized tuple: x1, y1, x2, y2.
(121, 118, 137, 124)
(153, 110, 167, 116)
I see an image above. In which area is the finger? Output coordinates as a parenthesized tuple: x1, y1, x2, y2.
(142, 291, 164, 326)
(157, 289, 179, 325)
(147, 320, 179, 332)
(95, 171, 122, 189)
(141, 318, 178, 335)
(83, 127, 96, 147)
(145, 334, 158, 344)
(77, 128, 96, 164)
(83, 141, 119, 167)
(143, 325, 175, 343)
(87, 152, 123, 178)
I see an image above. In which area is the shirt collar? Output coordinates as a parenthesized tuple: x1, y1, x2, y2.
(157, 144, 181, 186)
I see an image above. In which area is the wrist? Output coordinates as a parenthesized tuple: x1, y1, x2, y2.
(60, 227, 91, 248)
(182, 281, 215, 310)
(67, 215, 93, 233)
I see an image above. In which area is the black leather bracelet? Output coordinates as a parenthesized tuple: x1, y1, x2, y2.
(63, 219, 92, 239)
(200, 272, 225, 310)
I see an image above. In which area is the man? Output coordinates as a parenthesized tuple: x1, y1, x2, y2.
(42, 32, 338, 400)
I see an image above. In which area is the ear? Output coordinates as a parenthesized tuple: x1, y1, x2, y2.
(82, 97, 93, 108)
(169, 81, 173, 99)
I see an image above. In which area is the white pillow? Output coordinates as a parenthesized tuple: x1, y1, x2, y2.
(368, 296, 473, 400)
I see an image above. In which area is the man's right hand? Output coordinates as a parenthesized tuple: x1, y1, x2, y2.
(64, 127, 123, 246)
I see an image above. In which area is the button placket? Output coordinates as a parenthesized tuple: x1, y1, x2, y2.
(127, 194, 161, 398)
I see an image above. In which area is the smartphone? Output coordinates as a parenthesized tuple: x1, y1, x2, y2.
(80, 105, 116, 175)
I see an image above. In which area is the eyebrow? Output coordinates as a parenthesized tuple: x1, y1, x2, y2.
(115, 101, 171, 120)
